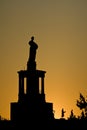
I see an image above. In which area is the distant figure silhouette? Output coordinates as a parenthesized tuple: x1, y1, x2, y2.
(61, 108, 66, 118)
(28, 36, 38, 63)
(71, 109, 74, 117)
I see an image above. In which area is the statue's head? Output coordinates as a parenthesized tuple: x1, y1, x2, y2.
(31, 36, 34, 41)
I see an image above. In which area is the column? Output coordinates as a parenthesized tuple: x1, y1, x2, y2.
(18, 73, 24, 101)
(41, 77, 44, 94)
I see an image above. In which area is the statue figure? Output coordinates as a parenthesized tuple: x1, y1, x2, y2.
(28, 36, 38, 63)
(61, 108, 66, 118)
(27, 36, 38, 70)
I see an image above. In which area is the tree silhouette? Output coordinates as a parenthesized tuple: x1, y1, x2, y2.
(76, 93, 87, 119)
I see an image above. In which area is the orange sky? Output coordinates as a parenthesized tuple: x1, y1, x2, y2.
(0, 0, 87, 119)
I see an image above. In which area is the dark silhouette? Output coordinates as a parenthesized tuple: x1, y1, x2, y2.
(29, 36, 38, 62)
(27, 36, 38, 70)
(68, 109, 76, 120)
(0, 37, 87, 129)
(61, 108, 66, 118)
(10, 37, 54, 129)
(81, 111, 85, 119)
(77, 93, 87, 119)
(70, 109, 74, 118)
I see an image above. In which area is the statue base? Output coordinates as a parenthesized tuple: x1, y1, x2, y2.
(27, 61, 36, 71)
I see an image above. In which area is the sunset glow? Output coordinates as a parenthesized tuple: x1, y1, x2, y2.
(0, 0, 87, 119)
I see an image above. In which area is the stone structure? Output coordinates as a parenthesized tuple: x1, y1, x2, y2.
(10, 37, 54, 128)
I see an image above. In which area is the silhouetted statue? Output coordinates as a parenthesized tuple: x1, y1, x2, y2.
(71, 109, 74, 117)
(61, 108, 66, 118)
(28, 36, 38, 63)
(27, 36, 38, 70)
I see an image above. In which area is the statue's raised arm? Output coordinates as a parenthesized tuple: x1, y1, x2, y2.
(28, 36, 38, 62)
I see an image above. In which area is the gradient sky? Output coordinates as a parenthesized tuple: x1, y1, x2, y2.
(0, 0, 87, 119)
